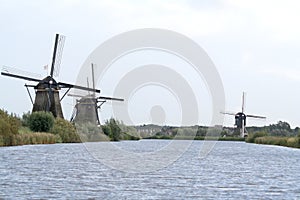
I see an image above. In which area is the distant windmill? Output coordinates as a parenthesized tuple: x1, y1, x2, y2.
(69, 63, 124, 125)
(221, 92, 266, 137)
(1, 34, 100, 118)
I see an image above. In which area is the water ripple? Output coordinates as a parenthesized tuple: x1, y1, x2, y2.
(0, 141, 299, 199)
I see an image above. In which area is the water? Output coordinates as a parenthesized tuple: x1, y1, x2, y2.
(0, 140, 299, 199)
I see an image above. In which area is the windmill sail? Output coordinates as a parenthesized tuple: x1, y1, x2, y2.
(2, 66, 42, 80)
(246, 114, 266, 119)
(220, 92, 266, 137)
(50, 34, 65, 78)
(92, 63, 96, 97)
(1, 33, 101, 119)
(242, 92, 245, 113)
(1, 71, 41, 83)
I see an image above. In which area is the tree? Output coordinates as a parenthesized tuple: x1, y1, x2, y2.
(268, 121, 293, 136)
(50, 118, 80, 143)
(21, 111, 31, 127)
(102, 118, 121, 141)
(0, 109, 21, 145)
(27, 111, 54, 132)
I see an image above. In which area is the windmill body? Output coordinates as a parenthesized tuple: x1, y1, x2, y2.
(1, 34, 100, 118)
(222, 92, 266, 137)
(70, 64, 124, 125)
(32, 76, 64, 118)
(71, 95, 100, 125)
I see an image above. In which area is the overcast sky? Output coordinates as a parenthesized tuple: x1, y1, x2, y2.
(0, 0, 299, 127)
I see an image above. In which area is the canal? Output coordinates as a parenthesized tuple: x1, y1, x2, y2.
(0, 140, 299, 199)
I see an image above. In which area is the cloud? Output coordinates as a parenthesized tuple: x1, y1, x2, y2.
(225, 0, 300, 43)
(262, 67, 300, 82)
(59, 0, 236, 37)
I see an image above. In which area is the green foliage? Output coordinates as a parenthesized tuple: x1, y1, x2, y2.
(101, 118, 139, 141)
(102, 124, 111, 136)
(28, 111, 54, 132)
(196, 126, 207, 136)
(18, 126, 32, 135)
(0, 109, 62, 146)
(286, 137, 299, 148)
(51, 118, 80, 143)
(118, 122, 140, 139)
(75, 122, 109, 142)
(253, 136, 299, 148)
(177, 127, 197, 137)
(11, 132, 61, 146)
(119, 132, 140, 140)
(0, 109, 21, 146)
(102, 118, 121, 141)
(21, 111, 31, 127)
(255, 136, 287, 146)
(246, 131, 268, 143)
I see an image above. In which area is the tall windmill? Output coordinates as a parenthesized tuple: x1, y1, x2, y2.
(1, 34, 100, 118)
(69, 63, 124, 125)
(221, 92, 266, 137)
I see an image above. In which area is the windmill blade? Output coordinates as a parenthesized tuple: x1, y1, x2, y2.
(1, 72, 42, 82)
(2, 65, 42, 80)
(58, 81, 100, 93)
(68, 93, 85, 98)
(98, 96, 124, 101)
(50, 34, 65, 78)
(220, 111, 236, 116)
(86, 77, 91, 95)
(246, 114, 266, 119)
(91, 63, 96, 97)
(242, 92, 245, 113)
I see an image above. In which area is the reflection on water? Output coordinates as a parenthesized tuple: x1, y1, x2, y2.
(0, 140, 299, 199)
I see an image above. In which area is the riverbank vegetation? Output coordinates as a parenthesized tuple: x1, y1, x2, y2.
(0, 110, 79, 146)
(137, 121, 300, 148)
(0, 109, 140, 146)
(1, 108, 300, 148)
(246, 122, 300, 148)
(145, 135, 245, 141)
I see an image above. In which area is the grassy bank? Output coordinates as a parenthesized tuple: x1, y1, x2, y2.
(0, 110, 80, 146)
(253, 136, 299, 148)
(0, 130, 61, 146)
(0, 110, 141, 147)
(145, 135, 245, 141)
(246, 132, 300, 148)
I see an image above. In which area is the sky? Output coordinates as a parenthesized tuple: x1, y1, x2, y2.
(0, 0, 299, 128)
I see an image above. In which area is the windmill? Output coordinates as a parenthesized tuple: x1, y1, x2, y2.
(69, 63, 124, 125)
(221, 92, 266, 137)
(1, 34, 100, 118)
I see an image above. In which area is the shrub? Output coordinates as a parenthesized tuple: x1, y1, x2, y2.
(101, 124, 111, 136)
(0, 109, 21, 146)
(287, 137, 299, 148)
(255, 136, 287, 146)
(102, 118, 121, 141)
(75, 122, 109, 142)
(21, 111, 31, 127)
(51, 118, 81, 143)
(10, 132, 61, 146)
(246, 131, 268, 143)
(28, 111, 54, 132)
(0, 135, 3, 146)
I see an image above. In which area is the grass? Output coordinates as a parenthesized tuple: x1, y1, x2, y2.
(254, 136, 300, 148)
(144, 135, 245, 141)
(11, 132, 61, 146)
(0, 126, 61, 147)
